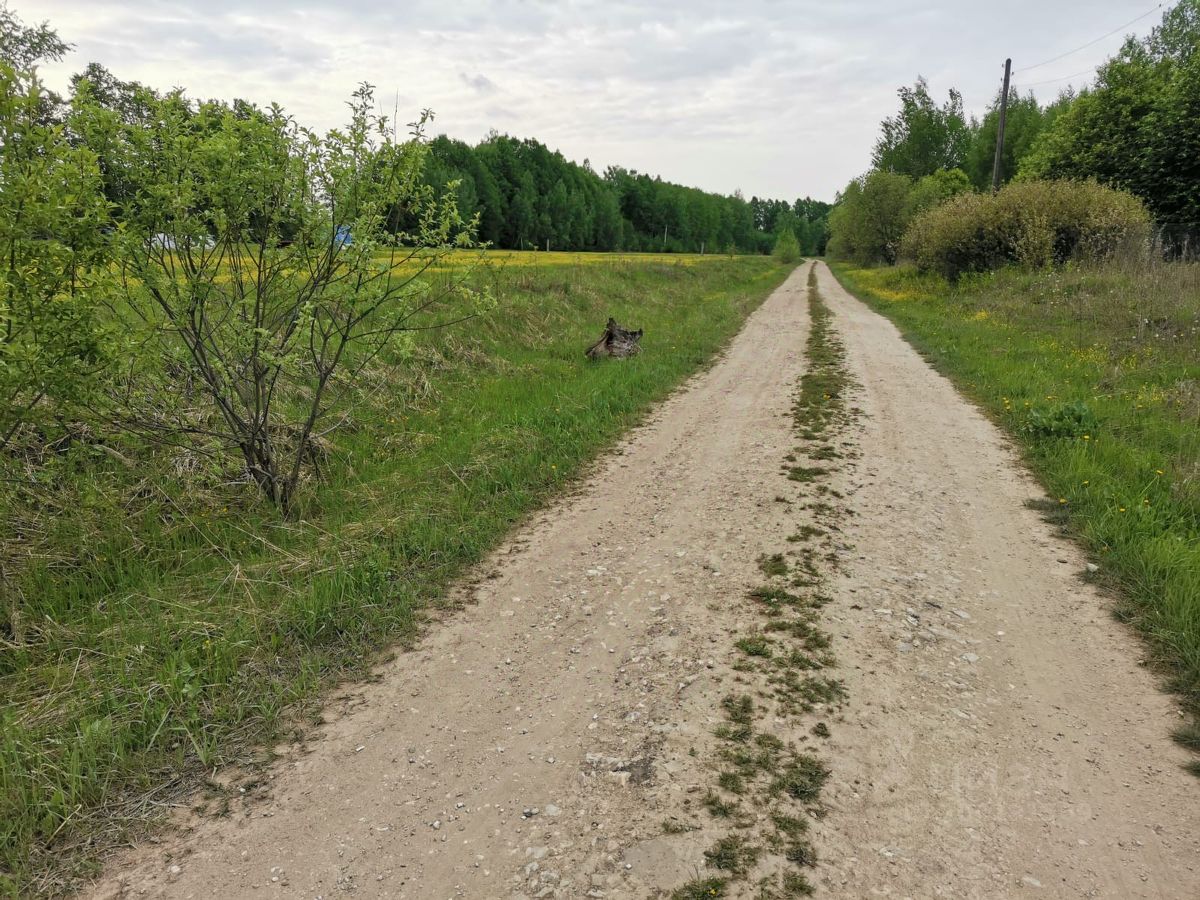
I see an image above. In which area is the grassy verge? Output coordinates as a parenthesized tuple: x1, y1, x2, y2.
(0, 254, 792, 897)
(829, 259, 1200, 771)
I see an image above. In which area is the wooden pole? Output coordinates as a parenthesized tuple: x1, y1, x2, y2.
(991, 58, 1012, 193)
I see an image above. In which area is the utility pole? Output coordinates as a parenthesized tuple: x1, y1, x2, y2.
(991, 58, 1012, 193)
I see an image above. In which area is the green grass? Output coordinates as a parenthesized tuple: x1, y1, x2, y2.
(704, 835, 761, 875)
(830, 258, 1200, 767)
(702, 791, 741, 818)
(735, 634, 774, 658)
(0, 255, 793, 896)
(781, 871, 815, 896)
(757, 553, 789, 577)
(672, 877, 729, 900)
(770, 754, 830, 802)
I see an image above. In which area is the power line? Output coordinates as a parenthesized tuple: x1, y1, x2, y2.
(1014, 68, 1100, 88)
(1015, 3, 1164, 73)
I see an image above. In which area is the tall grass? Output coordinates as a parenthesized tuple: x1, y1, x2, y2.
(0, 255, 792, 896)
(831, 256, 1200, 771)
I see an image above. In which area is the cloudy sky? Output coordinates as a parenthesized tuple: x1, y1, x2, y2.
(27, 0, 1164, 202)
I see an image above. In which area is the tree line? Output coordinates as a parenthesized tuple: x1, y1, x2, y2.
(829, 0, 1199, 264)
(51, 60, 832, 258)
(424, 133, 831, 255)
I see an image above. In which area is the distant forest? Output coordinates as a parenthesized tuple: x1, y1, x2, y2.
(71, 63, 831, 256)
(422, 132, 831, 255)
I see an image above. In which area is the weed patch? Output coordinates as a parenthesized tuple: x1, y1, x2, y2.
(771, 755, 830, 802)
(787, 466, 829, 483)
(736, 635, 774, 658)
(781, 871, 816, 896)
(705, 836, 761, 875)
(758, 553, 789, 577)
(672, 876, 729, 899)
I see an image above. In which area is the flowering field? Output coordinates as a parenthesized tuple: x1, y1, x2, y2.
(423, 249, 730, 268)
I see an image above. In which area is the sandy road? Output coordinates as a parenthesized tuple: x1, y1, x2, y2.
(91, 263, 1199, 900)
(810, 263, 1199, 898)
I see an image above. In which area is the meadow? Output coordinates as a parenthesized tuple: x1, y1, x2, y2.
(830, 259, 1200, 766)
(0, 252, 792, 896)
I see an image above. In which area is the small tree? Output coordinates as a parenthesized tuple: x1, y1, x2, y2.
(82, 84, 487, 512)
(827, 171, 914, 265)
(772, 222, 802, 264)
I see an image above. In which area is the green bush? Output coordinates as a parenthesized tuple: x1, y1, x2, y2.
(900, 179, 1150, 280)
(772, 226, 802, 263)
(826, 170, 913, 265)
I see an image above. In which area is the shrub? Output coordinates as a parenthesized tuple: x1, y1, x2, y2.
(826, 170, 913, 265)
(904, 167, 972, 219)
(73, 83, 486, 513)
(773, 226, 802, 263)
(901, 179, 1150, 280)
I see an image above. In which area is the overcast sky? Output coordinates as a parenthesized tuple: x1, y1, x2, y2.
(26, 0, 1164, 202)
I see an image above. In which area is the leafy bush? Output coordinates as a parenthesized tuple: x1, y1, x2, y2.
(70, 83, 486, 513)
(904, 168, 972, 219)
(901, 179, 1150, 280)
(826, 170, 913, 264)
(772, 226, 802, 263)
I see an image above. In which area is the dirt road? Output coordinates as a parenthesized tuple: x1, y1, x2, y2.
(92, 263, 1199, 899)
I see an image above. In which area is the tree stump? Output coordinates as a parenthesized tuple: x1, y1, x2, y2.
(586, 317, 643, 360)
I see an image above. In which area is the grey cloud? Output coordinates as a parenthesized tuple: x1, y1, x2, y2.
(459, 72, 498, 93)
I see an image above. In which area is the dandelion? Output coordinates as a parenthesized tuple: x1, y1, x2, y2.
(1082, 435, 1090, 440)
(1119, 507, 1126, 512)
(1155, 469, 1164, 475)
(1058, 498, 1067, 504)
